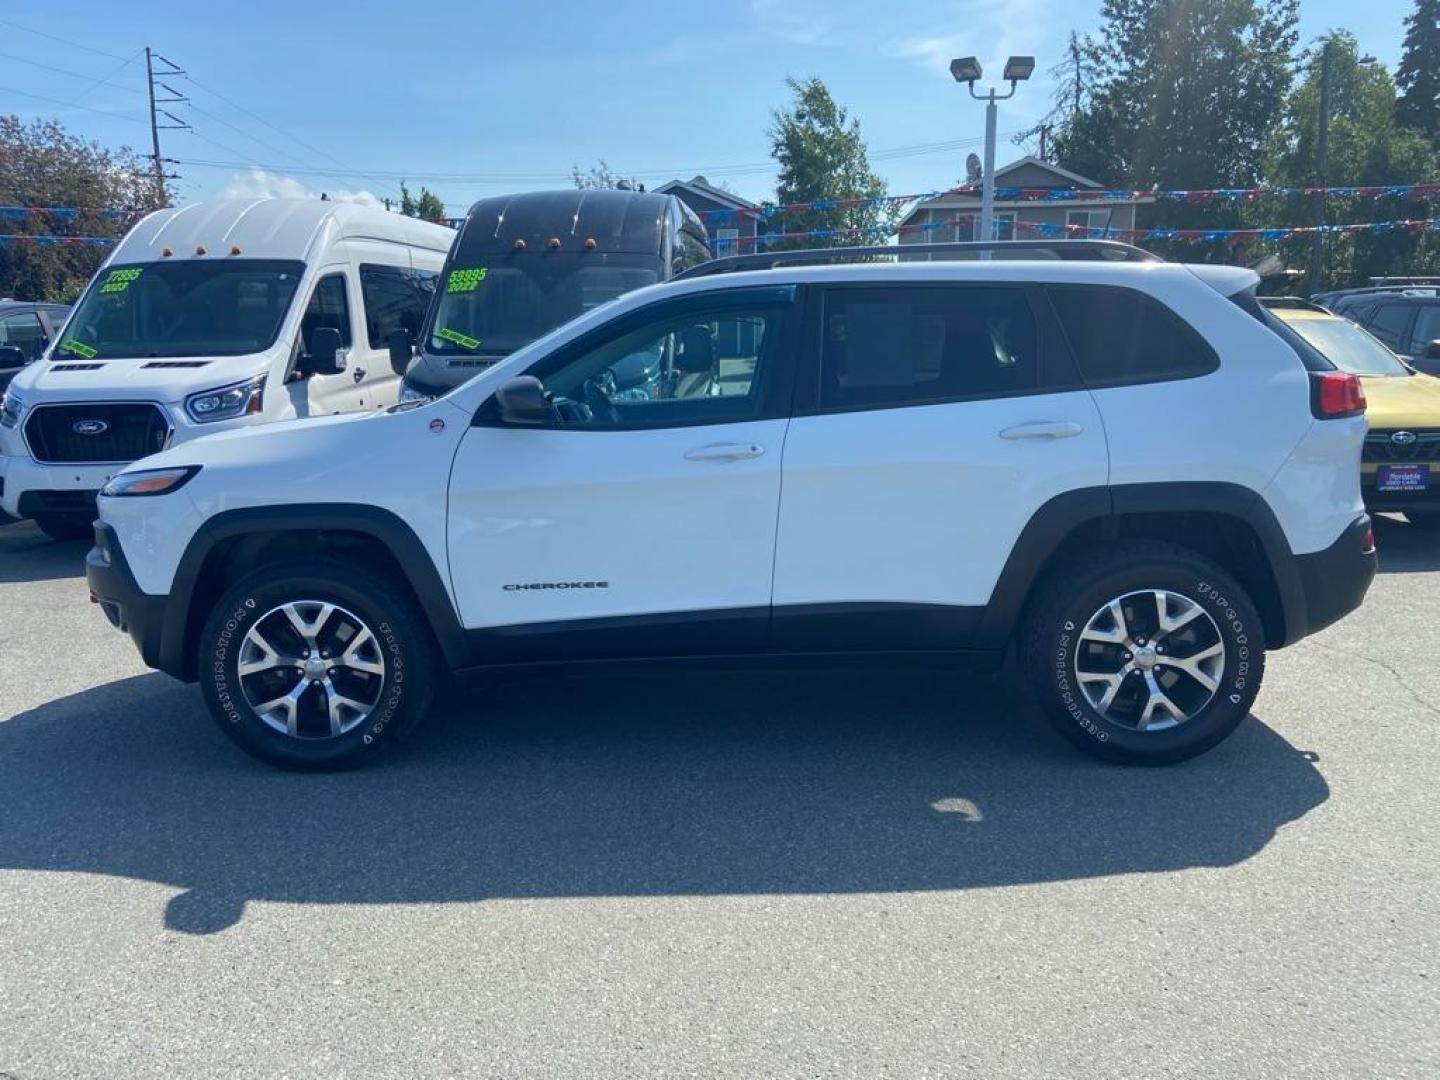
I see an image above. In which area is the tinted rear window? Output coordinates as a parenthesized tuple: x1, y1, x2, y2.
(1047, 285, 1218, 387)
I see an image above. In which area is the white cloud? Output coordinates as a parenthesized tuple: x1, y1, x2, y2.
(751, 0, 836, 47)
(883, 0, 1050, 79)
(221, 168, 383, 207)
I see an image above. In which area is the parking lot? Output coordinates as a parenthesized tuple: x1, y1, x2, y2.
(0, 514, 1436, 1079)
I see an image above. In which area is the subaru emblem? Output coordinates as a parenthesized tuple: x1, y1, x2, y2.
(1392, 430, 1418, 445)
(72, 419, 110, 436)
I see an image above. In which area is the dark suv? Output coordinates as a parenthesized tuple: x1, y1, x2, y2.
(1312, 282, 1440, 375)
(0, 299, 70, 391)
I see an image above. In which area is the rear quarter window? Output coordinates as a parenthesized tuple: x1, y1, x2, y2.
(1047, 285, 1219, 388)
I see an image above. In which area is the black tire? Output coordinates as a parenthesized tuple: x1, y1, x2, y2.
(1022, 540, 1265, 765)
(198, 558, 438, 770)
(33, 513, 93, 542)
(1405, 511, 1440, 530)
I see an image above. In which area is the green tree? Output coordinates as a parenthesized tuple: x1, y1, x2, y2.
(1396, 0, 1440, 145)
(570, 161, 641, 190)
(399, 181, 446, 221)
(767, 76, 893, 248)
(0, 115, 163, 301)
(1054, 0, 1298, 189)
(1264, 32, 1440, 288)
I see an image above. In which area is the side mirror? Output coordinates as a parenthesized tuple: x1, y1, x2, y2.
(0, 345, 26, 368)
(388, 328, 415, 376)
(1425, 340, 1440, 361)
(494, 375, 553, 424)
(301, 326, 346, 376)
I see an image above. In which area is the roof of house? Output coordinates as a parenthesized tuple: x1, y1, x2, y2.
(992, 156, 1107, 189)
(653, 175, 760, 211)
(898, 157, 1151, 227)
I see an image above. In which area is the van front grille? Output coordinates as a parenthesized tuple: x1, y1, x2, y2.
(24, 402, 171, 464)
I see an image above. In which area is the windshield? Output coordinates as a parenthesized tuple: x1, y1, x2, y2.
(427, 257, 659, 356)
(1275, 311, 1412, 377)
(57, 259, 306, 360)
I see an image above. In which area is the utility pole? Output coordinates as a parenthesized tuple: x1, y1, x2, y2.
(144, 47, 190, 209)
(1306, 40, 1333, 296)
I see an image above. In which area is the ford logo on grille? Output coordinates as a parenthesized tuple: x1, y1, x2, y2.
(72, 419, 110, 436)
(1392, 430, 1419, 445)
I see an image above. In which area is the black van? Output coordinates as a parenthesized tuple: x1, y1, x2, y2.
(393, 190, 711, 399)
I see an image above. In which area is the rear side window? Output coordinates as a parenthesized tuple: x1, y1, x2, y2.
(1048, 285, 1218, 387)
(819, 285, 1039, 410)
(1366, 304, 1413, 351)
(1407, 305, 1440, 356)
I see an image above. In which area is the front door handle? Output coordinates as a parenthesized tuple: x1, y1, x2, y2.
(999, 421, 1083, 441)
(684, 442, 765, 462)
(352, 366, 366, 384)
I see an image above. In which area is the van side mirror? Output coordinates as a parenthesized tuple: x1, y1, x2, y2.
(300, 326, 346, 376)
(1426, 340, 1440, 361)
(388, 328, 415, 376)
(0, 345, 25, 369)
(494, 376, 553, 424)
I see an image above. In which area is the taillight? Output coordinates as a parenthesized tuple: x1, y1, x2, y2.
(1311, 371, 1366, 418)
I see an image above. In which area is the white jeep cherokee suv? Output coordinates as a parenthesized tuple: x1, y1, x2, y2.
(85, 243, 1377, 770)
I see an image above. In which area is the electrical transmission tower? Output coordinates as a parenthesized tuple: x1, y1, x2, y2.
(145, 47, 189, 208)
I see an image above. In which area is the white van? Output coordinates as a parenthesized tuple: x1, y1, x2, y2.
(0, 198, 455, 538)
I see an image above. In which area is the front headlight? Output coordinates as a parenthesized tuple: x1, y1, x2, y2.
(0, 389, 24, 429)
(397, 383, 431, 405)
(100, 466, 200, 498)
(185, 375, 266, 423)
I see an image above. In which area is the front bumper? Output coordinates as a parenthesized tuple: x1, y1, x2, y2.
(0, 454, 121, 518)
(86, 522, 173, 675)
(1290, 514, 1377, 641)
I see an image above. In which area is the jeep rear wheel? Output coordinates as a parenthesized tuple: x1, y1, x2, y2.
(1023, 541, 1265, 765)
(198, 559, 437, 770)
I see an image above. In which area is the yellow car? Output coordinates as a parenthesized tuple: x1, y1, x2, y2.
(1266, 298, 1440, 528)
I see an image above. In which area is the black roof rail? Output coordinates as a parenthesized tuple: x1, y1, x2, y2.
(1312, 283, 1440, 303)
(675, 239, 1161, 280)
(1259, 296, 1330, 313)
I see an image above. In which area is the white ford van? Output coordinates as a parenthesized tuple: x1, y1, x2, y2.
(0, 198, 455, 538)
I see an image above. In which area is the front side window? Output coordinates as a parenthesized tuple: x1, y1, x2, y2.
(1407, 305, 1440, 356)
(1366, 304, 1413, 352)
(58, 259, 305, 360)
(0, 312, 46, 360)
(819, 285, 1039, 410)
(673, 228, 712, 274)
(519, 301, 786, 429)
(359, 264, 431, 348)
(1048, 285, 1218, 388)
(300, 273, 352, 354)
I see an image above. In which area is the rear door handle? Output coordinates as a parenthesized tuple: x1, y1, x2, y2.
(684, 442, 765, 462)
(999, 421, 1083, 441)
(352, 366, 366, 383)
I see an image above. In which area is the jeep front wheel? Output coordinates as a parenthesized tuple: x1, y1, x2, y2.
(1023, 541, 1265, 765)
(198, 559, 437, 770)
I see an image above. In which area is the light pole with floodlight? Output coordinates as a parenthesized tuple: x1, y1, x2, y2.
(950, 55, 1034, 248)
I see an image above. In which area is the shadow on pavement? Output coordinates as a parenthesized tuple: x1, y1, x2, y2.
(0, 519, 88, 584)
(0, 665, 1328, 935)
(1374, 514, 1440, 574)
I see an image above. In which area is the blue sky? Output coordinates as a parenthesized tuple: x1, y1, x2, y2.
(0, 0, 1417, 213)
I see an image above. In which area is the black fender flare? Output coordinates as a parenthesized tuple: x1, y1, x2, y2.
(975, 482, 1306, 651)
(158, 504, 468, 680)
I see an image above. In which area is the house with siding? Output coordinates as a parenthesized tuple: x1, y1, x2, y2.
(897, 157, 1151, 249)
(653, 175, 761, 256)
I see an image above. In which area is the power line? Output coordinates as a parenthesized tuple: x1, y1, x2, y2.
(70, 47, 146, 105)
(0, 83, 149, 124)
(0, 50, 146, 95)
(0, 17, 130, 61)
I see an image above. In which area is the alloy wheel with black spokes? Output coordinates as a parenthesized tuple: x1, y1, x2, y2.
(199, 560, 436, 770)
(237, 600, 387, 740)
(1025, 540, 1266, 765)
(1073, 589, 1225, 732)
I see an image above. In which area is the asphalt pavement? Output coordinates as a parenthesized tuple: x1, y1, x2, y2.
(0, 515, 1435, 1078)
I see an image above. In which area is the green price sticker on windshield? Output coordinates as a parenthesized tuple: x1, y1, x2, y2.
(436, 327, 481, 350)
(446, 267, 488, 293)
(59, 338, 99, 359)
(99, 267, 142, 294)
